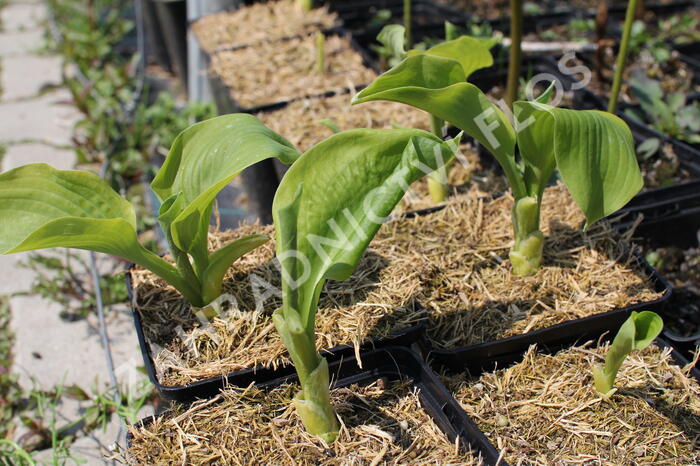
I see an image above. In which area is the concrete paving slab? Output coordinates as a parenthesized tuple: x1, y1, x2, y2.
(0, 90, 79, 145)
(1, 2, 46, 32)
(3, 141, 75, 170)
(1, 54, 62, 100)
(0, 28, 46, 56)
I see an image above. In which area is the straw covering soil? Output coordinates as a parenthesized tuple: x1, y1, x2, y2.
(130, 224, 424, 386)
(447, 342, 700, 464)
(210, 34, 376, 108)
(192, 0, 339, 53)
(127, 379, 477, 465)
(375, 184, 664, 349)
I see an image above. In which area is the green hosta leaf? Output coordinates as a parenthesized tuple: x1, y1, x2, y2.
(151, 114, 300, 260)
(353, 54, 521, 195)
(273, 129, 459, 330)
(423, 36, 493, 79)
(0, 164, 138, 258)
(637, 138, 661, 161)
(516, 105, 643, 226)
(630, 310, 664, 350)
(0, 163, 199, 302)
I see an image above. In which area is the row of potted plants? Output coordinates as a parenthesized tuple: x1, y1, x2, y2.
(2, 0, 697, 463)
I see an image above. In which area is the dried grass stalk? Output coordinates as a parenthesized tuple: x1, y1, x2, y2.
(192, 0, 339, 53)
(447, 342, 700, 464)
(210, 35, 376, 108)
(127, 379, 481, 465)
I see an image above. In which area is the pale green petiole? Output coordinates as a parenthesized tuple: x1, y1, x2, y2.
(509, 196, 544, 277)
(427, 114, 449, 203)
(593, 311, 663, 396)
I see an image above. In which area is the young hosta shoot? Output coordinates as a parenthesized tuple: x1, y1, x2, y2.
(373, 26, 494, 202)
(0, 114, 299, 310)
(273, 128, 459, 442)
(353, 46, 643, 276)
(593, 311, 663, 396)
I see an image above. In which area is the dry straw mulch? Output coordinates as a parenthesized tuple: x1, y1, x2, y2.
(192, 0, 339, 53)
(447, 342, 700, 464)
(210, 34, 376, 108)
(126, 379, 480, 465)
(375, 184, 664, 350)
(131, 224, 424, 386)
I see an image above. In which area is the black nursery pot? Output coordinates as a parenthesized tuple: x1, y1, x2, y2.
(425, 331, 700, 464)
(125, 269, 428, 403)
(127, 346, 503, 465)
(327, 0, 468, 37)
(152, 0, 188, 88)
(425, 256, 672, 370)
(613, 189, 700, 364)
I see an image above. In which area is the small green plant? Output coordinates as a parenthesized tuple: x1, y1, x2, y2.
(272, 128, 459, 442)
(625, 72, 700, 144)
(354, 47, 643, 276)
(0, 115, 299, 310)
(593, 311, 663, 396)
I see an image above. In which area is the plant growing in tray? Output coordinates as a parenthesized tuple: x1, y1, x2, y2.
(354, 47, 643, 276)
(272, 127, 459, 440)
(0, 114, 299, 312)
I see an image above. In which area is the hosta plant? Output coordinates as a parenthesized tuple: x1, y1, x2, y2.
(593, 311, 663, 396)
(372, 25, 495, 202)
(353, 49, 643, 276)
(0, 114, 299, 311)
(273, 128, 459, 442)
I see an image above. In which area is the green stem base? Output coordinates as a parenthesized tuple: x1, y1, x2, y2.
(509, 196, 544, 277)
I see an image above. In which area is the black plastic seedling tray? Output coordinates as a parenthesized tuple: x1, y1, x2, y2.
(615, 192, 700, 365)
(426, 330, 699, 462)
(327, 0, 469, 37)
(127, 346, 505, 465)
(426, 256, 672, 369)
(126, 267, 429, 403)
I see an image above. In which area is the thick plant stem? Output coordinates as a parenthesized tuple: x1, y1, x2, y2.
(273, 308, 339, 443)
(133, 248, 202, 306)
(427, 114, 449, 203)
(509, 196, 544, 276)
(505, 0, 523, 109)
(608, 0, 637, 114)
(403, 0, 412, 49)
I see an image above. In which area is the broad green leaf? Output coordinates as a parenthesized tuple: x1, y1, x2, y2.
(424, 36, 493, 79)
(0, 163, 199, 303)
(200, 234, 269, 304)
(151, 114, 300, 258)
(526, 106, 642, 226)
(353, 55, 521, 196)
(630, 310, 663, 350)
(0, 163, 138, 258)
(273, 129, 459, 330)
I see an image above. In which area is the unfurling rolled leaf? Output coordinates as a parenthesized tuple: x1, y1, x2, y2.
(593, 311, 663, 396)
(273, 128, 459, 443)
(151, 114, 299, 270)
(274, 128, 460, 330)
